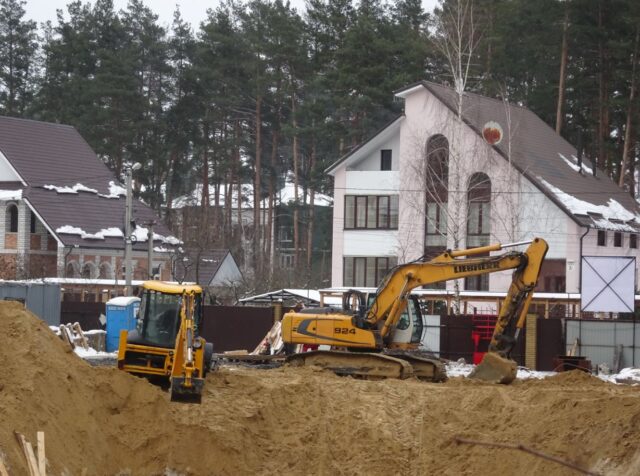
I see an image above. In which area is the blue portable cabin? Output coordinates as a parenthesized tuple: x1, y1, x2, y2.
(105, 296, 141, 352)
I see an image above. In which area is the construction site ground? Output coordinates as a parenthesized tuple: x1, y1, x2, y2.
(1, 302, 640, 476)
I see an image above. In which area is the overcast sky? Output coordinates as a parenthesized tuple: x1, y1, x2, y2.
(24, 0, 440, 30)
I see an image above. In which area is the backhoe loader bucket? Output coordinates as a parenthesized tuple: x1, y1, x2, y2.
(468, 352, 517, 384)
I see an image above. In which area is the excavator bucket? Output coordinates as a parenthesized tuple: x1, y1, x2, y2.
(468, 352, 517, 384)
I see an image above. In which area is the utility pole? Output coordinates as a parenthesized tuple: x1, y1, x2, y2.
(124, 167, 133, 295)
(146, 220, 155, 279)
(124, 163, 141, 295)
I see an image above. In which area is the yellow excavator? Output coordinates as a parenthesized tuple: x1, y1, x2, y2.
(117, 281, 214, 402)
(281, 237, 548, 384)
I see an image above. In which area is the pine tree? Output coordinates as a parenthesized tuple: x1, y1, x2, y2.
(0, 0, 37, 116)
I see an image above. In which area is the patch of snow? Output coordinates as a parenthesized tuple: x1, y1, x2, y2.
(132, 225, 182, 246)
(98, 181, 127, 198)
(559, 153, 593, 175)
(446, 360, 640, 384)
(446, 359, 554, 380)
(44, 183, 99, 194)
(56, 224, 181, 246)
(570, 155, 593, 175)
(516, 368, 556, 379)
(73, 346, 116, 359)
(445, 360, 473, 378)
(597, 366, 640, 385)
(154, 246, 171, 253)
(56, 225, 124, 240)
(0, 189, 22, 200)
(539, 178, 640, 225)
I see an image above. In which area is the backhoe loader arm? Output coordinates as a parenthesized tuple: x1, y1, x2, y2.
(365, 238, 548, 347)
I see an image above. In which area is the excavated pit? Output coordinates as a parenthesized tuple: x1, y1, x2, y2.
(1, 302, 640, 475)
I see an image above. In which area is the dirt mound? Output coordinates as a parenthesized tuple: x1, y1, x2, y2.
(0, 302, 231, 475)
(2, 301, 640, 475)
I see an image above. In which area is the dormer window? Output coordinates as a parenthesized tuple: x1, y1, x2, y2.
(380, 150, 392, 171)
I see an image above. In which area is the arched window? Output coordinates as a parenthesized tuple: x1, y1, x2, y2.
(99, 262, 113, 279)
(82, 262, 96, 279)
(6, 204, 18, 233)
(66, 261, 80, 278)
(424, 134, 449, 289)
(466, 172, 491, 291)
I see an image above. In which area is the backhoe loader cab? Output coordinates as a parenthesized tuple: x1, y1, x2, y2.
(133, 286, 202, 348)
(117, 281, 213, 402)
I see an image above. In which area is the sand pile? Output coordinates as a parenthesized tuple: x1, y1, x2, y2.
(1, 301, 640, 475)
(0, 302, 232, 475)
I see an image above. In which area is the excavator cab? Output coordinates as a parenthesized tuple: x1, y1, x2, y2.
(369, 294, 425, 348)
(117, 281, 214, 402)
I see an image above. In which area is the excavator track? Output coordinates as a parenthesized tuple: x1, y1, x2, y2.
(383, 351, 447, 382)
(286, 350, 414, 379)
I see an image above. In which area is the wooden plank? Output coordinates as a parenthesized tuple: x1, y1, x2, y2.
(24, 441, 40, 476)
(13, 432, 39, 476)
(0, 456, 10, 476)
(72, 323, 89, 350)
(37, 432, 45, 476)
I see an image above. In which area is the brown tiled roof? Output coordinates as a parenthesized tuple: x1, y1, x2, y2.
(413, 81, 640, 231)
(0, 117, 114, 192)
(178, 249, 231, 286)
(0, 116, 178, 250)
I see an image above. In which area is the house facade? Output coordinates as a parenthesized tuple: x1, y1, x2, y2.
(0, 117, 179, 282)
(328, 81, 640, 294)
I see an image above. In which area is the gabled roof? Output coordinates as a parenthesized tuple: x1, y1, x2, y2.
(393, 81, 640, 231)
(181, 249, 235, 286)
(0, 116, 179, 250)
(325, 115, 403, 175)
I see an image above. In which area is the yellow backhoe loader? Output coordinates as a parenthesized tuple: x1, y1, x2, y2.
(117, 281, 214, 402)
(281, 238, 548, 384)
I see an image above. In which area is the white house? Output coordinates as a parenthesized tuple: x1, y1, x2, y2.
(327, 81, 640, 294)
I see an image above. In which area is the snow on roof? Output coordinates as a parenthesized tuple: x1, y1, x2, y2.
(558, 153, 593, 175)
(43, 180, 126, 199)
(44, 183, 98, 194)
(271, 182, 332, 207)
(538, 178, 640, 231)
(56, 224, 182, 245)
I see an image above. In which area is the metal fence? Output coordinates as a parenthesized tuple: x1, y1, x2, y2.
(0, 282, 61, 325)
(565, 319, 640, 370)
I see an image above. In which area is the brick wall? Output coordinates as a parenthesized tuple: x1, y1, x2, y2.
(0, 255, 17, 279)
(28, 254, 57, 279)
(5, 233, 16, 249)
